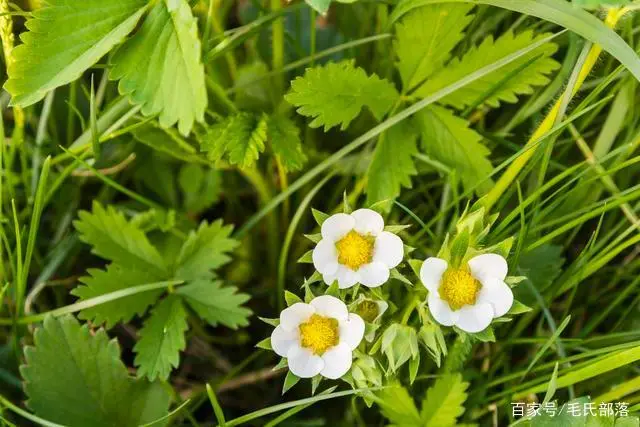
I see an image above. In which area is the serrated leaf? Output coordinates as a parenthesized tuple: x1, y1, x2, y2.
(74, 202, 168, 278)
(420, 374, 469, 426)
(21, 315, 170, 426)
(110, 0, 207, 135)
(200, 112, 268, 168)
(395, 4, 474, 91)
(285, 60, 399, 131)
(134, 296, 188, 381)
(71, 265, 163, 329)
(5, 0, 148, 107)
(415, 30, 559, 109)
(366, 119, 419, 209)
(175, 220, 239, 280)
(376, 385, 422, 426)
(267, 113, 307, 171)
(416, 105, 493, 194)
(177, 279, 252, 329)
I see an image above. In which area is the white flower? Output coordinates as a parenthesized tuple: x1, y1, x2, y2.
(312, 209, 404, 289)
(270, 295, 365, 379)
(420, 254, 514, 333)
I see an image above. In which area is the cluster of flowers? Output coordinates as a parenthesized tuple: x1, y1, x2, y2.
(269, 209, 515, 380)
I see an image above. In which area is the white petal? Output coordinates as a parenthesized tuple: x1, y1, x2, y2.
(420, 257, 448, 292)
(320, 343, 352, 379)
(310, 295, 348, 321)
(357, 262, 390, 288)
(428, 292, 458, 326)
(339, 313, 365, 350)
(351, 209, 384, 236)
(335, 265, 359, 289)
(312, 239, 339, 275)
(322, 271, 337, 286)
(477, 277, 514, 318)
(455, 303, 494, 333)
(372, 231, 404, 268)
(280, 303, 314, 332)
(321, 213, 355, 241)
(287, 345, 324, 378)
(468, 253, 508, 281)
(271, 325, 298, 357)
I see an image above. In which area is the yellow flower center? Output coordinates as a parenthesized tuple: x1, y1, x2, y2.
(335, 230, 374, 270)
(439, 268, 481, 310)
(299, 314, 339, 355)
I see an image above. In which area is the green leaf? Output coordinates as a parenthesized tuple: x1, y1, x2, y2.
(267, 114, 308, 171)
(179, 164, 221, 214)
(74, 202, 168, 278)
(366, 119, 419, 209)
(5, 0, 148, 107)
(285, 60, 399, 131)
(420, 374, 469, 426)
(175, 220, 239, 280)
(395, 4, 474, 91)
(284, 291, 303, 306)
(574, 0, 630, 7)
(200, 112, 268, 168)
(134, 296, 188, 381)
(71, 265, 164, 329)
(515, 244, 565, 305)
(177, 279, 252, 329)
(375, 385, 422, 426)
(305, 0, 332, 14)
(21, 315, 170, 427)
(311, 209, 330, 226)
(415, 30, 559, 109)
(381, 324, 419, 373)
(282, 371, 300, 395)
(390, 0, 640, 84)
(416, 105, 493, 194)
(110, 0, 207, 135)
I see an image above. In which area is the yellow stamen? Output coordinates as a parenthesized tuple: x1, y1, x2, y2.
(335, 230, 374, 270)
(299, 314, 339, 355)
(439, 268, 481, 310)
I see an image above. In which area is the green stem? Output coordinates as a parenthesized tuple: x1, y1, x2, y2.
(271, 0, 285, 98)
(400, 296, 419, 325)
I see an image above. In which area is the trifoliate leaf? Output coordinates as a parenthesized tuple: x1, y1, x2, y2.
(416, 106, 493, 194)
(134, 296, 188, 381)
(366, 119, 419, 209)
(395, 4, 474, 91)
(177, 280, 252, 329)
(71, 265, 164, 329)
(414, 30, 560, 109)
(21, 315, 170, 426)
(285, 61, 399, 131)
(74, 202, 168, 278)
(267, 114, 307, 171)
(200, 112, 268, 168)
(110, 0, 207, 135)
(420, 374, 469, 426)
(5, 0, 148, 107)
(175, 220, 238, 280)
(375, 385, 422, 426)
